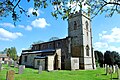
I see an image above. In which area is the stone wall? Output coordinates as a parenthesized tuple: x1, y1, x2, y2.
(47, 55, 54, 71)
(21, 54, 37, 67)
(71, 57, 79, 70)
(34, 59, 45, 70)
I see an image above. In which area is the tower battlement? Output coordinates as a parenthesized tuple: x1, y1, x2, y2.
(69, 10, 90, 19)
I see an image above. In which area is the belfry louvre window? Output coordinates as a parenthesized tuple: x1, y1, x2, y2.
(86, 45, 89, 56)
(85, 21, 88, 30)
(85, 21, 89, 36)
(74, 21, 77, 30)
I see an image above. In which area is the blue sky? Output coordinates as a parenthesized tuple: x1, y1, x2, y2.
(0, 1, 120, 56)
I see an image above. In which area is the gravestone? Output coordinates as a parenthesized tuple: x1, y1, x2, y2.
(109, 66, 113, 79)
(8, 60, 12, 67)
(14, 61, 18, 68)
(115, 65, 118, 73)
(6, 70, 15, 80)
(106, 65, 109, 75)
(113, 65, 115, 73)
(4, 61, 8, 64)
(0, 63, 2, 70)
(116, 65, 120, 79)
(38, 66, 42, 74)
(118, 70, 120, 80)
(18, 65, 25, 74)
(23, 65, 25, 69)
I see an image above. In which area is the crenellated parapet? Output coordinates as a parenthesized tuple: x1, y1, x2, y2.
(69, 10, 90, 19)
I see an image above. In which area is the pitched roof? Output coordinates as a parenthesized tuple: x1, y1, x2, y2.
(22, 49, 55, 55)
(0, 54, 8, 58)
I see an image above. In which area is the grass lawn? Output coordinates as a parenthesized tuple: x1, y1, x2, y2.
(0, 64, 119, 80)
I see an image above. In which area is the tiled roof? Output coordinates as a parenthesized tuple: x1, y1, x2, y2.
(22, 49, 55, 54)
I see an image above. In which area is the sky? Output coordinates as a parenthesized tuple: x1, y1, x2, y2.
(0, 1, 120, 56)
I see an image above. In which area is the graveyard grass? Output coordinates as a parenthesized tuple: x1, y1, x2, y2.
(0, 64, 119, 80)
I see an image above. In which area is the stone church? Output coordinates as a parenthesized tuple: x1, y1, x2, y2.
(20, 11, 96, 71)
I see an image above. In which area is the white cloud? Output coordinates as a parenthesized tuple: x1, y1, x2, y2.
(18, 25, 32, 31)
(94, 42, 120, 53)
(25, 25, 32, 31)
(0, 23, 15, 28)
(99, 27, 120, 43)
(18, 25, 25, 28)
(94, 27, 120, 53)
(31, 18, 50, 28)
(27, 7, 43, 16)
(94, 42, 108, 50)
(102, 31, 107, 34)
(0, 28, 23, 41)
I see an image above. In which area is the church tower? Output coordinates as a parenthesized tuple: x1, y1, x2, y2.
(68, 11, 96, 69)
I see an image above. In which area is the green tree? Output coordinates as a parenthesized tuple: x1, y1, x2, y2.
(10, 47, 18, 60)
(6, 48, 11, 58)
(111, 51, 120, 65)
(3, 47, 18, 61)
(94, 50, 104, 67)
(0, 0, 120, 22)
(89, 0, 120, 18)
(104, 51, 120, 66)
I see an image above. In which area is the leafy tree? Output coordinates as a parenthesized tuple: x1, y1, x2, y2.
(10, 47, 18, 60)
(104, 51, 115, 66)
(0, 0, 120, 22)
(111, 51, 120, 65)
(3, 47, 18, 61)
(89, 0, 120, 18)
(94, 50, 104, 67)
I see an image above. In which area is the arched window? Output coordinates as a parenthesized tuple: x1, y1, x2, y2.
(86, 45, 89, 56)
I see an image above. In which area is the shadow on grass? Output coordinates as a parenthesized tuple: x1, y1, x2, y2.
(101, 73, 107, 75)
(112, 78, 118, 80)
(15, 72, 18, 74)
(34, 72, 39, 74)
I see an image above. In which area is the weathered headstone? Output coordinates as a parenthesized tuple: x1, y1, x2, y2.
(118, 70, 120, 80)
(38, 66, 42, 74)
(0, 63, 2, 71)
(18, 65, 25, 74)
(115, 65, 120, 79)
(23, 65, 25, 69)
(4, 61, 8, 64)
(115, 65, 118, 73)
(14, 61, 18, 68)
(8, 60, 12, 67)
(113, 65, 115, 73)
(6, 70, 15, 80)
(106, 65, 109, 75)
(109, 66, 113, 80)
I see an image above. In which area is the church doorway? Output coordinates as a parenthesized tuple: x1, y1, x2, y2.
(54, 54, 58, 70)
